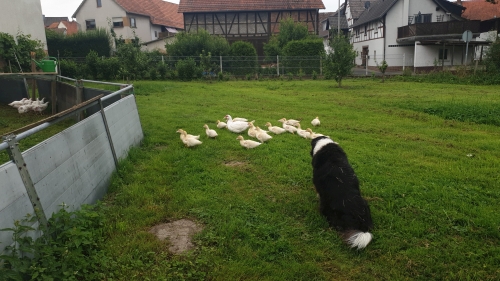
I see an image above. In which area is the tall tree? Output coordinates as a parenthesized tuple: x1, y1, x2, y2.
(324, 33, 356, 87)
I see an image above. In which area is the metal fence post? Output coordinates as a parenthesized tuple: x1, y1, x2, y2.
(320, 56, 322, 76)
(220, 56, 223, 73)
(403, 53, 405, 72)
(98, 99, 119, 168)
(75, 79, 84, 121)
(3, 134, 49, 230)
(277, 55, 279, 76)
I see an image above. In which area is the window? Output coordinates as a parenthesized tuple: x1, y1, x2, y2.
(113, 17, 124, 27)
(439, 49, 448, 60)
(97, 0, 102, 7)
(154, 31, 158, 38)
(86, 19, 96, 30)
(130, 17, 136, 28)
(415, 13, 432, 23)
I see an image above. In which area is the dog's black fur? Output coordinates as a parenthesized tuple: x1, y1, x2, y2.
(310, 136, 373, 247)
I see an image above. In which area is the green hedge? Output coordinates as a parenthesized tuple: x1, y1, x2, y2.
(46, 28, 111, 57)
(281, 39, 325, 75)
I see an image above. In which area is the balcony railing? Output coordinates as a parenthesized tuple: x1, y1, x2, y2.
(397, 21, 481, 41)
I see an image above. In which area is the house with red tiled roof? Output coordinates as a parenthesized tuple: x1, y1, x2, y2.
(460, 0, 500, 21)
(177, 0, 325, 56)
(72, 0, 183, 52)
(46, 20, 79, 36)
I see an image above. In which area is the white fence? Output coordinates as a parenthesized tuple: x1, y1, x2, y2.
(0, 86, 143, 251)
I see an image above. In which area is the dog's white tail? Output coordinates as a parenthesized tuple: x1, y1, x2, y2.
(345, 231, 373, 250)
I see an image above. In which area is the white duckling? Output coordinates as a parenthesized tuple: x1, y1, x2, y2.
(236, 135, 261, 149)
(247, 120, 257, 138)
(295, 123, 311, 139)
(216, 120, 227, 129)
(279, 118, 300, 126)
(278, 119, 297, 134)
(203, 124, 218, 138)
(311, 117, 320, 127)
(225, 115, 250, 133)
(265, 122, 286, 134)
(176, 129, 202, 147)
(306, 128, 325, 139)
(176, 129, 200, 141)
(255, 126, 273, 143)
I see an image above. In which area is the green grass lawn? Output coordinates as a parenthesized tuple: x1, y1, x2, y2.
(2, 79, 500, 280)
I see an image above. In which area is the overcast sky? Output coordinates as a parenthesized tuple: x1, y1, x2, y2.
(40, 0, 339, 19)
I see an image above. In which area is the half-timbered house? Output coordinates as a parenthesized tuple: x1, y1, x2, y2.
(177, 0, 325, 56)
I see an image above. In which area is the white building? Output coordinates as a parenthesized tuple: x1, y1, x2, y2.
(72, 0, 183, 52)
(0, 0, 47, 51)
(345, 0, 488, 72)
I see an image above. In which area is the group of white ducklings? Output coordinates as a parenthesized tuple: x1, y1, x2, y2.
(177, 115, 324, 149)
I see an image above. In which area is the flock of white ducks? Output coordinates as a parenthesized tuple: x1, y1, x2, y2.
(8, 98, 49, 114)
(177, 115, 323, 149)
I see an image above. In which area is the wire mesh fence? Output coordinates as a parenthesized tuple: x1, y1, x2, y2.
(57, 54, 417, 79)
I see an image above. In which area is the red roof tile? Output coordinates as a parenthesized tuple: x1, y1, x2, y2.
(178, 0, 326, 13)
(115, 0, 183, 28)
(461, 0, 500, 20)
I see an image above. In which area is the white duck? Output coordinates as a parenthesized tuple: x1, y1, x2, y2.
(225, 115, 250, 133)
(278, 119, 297, 134)
(236, 135, 261, 149)
(32, 101, 49, 114)
(247, 121, 257, 138)
(311, 117, 320, 127)
(306, 128, 325, 139)
(295, 123, 311, 139)
(176, 129, 202, 147)
(203, 124, 218, 138)
(255, 127, 273, 143)
(18, 105, 31, 114)
(8, 99, 27, 108)
(216, 120, 227, 129)
(233, 117, 248, 122)
(265, 122, 286, 134)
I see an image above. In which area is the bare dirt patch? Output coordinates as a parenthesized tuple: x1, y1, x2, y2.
(149, 219, 203, 254)
(224, 161, 246, 167)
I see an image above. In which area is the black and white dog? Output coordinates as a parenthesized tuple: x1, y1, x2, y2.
(310, 136, 373, 250)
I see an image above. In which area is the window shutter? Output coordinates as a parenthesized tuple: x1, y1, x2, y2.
(123, 17, 130, 27)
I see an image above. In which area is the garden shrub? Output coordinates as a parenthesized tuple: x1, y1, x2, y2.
(166, 29, 230, 57)
(176, 58, 197, 81)
(98, 57, 120, 80)
(282, 39, 324, 74)
(0, 32, 45, 72)
(227, 41, 258, 76)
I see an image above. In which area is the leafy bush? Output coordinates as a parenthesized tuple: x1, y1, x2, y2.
(176, 58, 198, 81)
(264, 17, 314, 62)
(227, 41, 258, 76)
(282, 39, 324, 74)
(116, 43, 149, 80)
(0, 205, 108, 280)
(0, 32, 45, 72)
(59, 59, 80, 78)
(98, 57, 120, 80)
(484, 38, 500, 73)
(166, 29, 230, 57)
(86, 50, 100, 79)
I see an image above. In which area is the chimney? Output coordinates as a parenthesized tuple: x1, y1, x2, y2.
(456, 0, 462, 5)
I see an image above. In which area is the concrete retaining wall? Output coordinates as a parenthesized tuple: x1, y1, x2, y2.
(0, 94, 143, 251)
